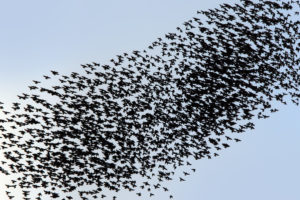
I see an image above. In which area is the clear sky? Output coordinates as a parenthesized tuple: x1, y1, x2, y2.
(0, 0, 299, 199)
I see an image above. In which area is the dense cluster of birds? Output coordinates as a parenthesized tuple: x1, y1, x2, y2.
(0, 0, 299, 199)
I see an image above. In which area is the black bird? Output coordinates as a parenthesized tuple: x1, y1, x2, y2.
(51, 70, 59, 75)
(33, 80, 41, 84)
(43, 75, 51, 79)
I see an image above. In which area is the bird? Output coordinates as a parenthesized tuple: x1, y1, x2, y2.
(43, 75, 51, 79)
(33, 80, 41, 84)
(51, 70, 59, 76)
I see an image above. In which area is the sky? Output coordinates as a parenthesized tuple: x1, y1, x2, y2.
(0, 0, 300, 199)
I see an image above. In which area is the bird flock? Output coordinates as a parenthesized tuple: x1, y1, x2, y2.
(0, 0, 300, 199)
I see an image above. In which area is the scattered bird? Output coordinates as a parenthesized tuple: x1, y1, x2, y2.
(43, 75, 51, 79)
(51, 70, 59, 76)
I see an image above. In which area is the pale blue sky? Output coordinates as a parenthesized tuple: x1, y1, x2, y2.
(0, 0, 299, 199)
